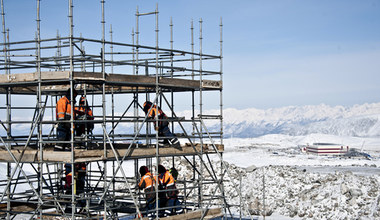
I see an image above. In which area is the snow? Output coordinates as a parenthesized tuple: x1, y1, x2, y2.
(203, 133, 380, 219)
(202, 102, 380, 138)
(221, 134, 380, 168)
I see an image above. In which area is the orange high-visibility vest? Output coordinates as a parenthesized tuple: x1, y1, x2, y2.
(139, 172, 155, 190)
(159, 170, 178, 198)
(75, 97, 93, 118)
(147, 105, 165, 119)
(139, 172, 156, 200)
(145, 104, 168, 128)
(56, 96, 73, 120)
(159, 170, 175, 187)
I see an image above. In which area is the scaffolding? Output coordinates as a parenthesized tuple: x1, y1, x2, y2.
(0, 1, 226, 219)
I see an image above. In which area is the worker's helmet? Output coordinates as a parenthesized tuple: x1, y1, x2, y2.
(64, 163, 72, 173)
(79, 96, 87, 106)
(158, 165, 166, 174)
(169, 167, 178, 181)
(76, 162, 86, 171)
(139, 166, 149, 176)
(143, 101, 153, 113)
(65, 88, 78, 99)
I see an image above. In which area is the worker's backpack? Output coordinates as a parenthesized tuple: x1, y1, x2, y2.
(169, 167, 178, 181)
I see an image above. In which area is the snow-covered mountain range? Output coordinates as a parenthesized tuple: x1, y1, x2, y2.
(196, 102, 380, 138)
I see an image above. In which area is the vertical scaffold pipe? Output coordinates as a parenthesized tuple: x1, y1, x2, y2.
(240, 171, 242, 220)
(132, 28, 135, 74)
(263, 167, 266, 220)
(135, 6, 139, 75)
(68, 0, 76, 218)
(36, 0, 44, 218)
(110, 26, 116, 210)
(56, 30, 62, 71)
(101, 0, 107, 218)
(170, 17, 175, 141)
(1, 0, 7, 79)
(1, 2, 10, 219)
(199, 17, 204, 212)
(219, 17, 223, 145)
(154, 4, 160, 219)
(110, 24, 113, 74)
(191, 20, 195, 144)
(219, 17, 225, 218)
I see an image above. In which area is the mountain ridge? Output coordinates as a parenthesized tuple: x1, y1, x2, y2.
(194, 102, 380, 138)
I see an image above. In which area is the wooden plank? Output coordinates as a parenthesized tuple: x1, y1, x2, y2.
(202, 79, 222, 89)
(0, 72, 35, 83)
(0, 71, 222, 95)
(73, 71, 104, 81)
(107, 73, 155, 84)
(159, 77, 199, 88)
(0, 71, 71, 84)
(40, 71, 70, 80)
(0, 144, 224, 163)
(0, 71, 221, 90)
(133, 208, 222, 220)
(160, 208, 222, 220)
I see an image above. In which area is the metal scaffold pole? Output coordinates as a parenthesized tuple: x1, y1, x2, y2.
(68, 0, 77, 218)
(135, 6, 139, 75)
(0, 2, 227, 219)
(219, 17, 226, 218)
(36, 0, 44, 218)
(1, 1, 10, 219)
(155, 4, 159, 218)
(101, 0, 108, 218)
(199, 18, 204, 212)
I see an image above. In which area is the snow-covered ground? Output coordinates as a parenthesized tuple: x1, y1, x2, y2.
(205, 133, 380, 219)
(221, 133, 380, 168)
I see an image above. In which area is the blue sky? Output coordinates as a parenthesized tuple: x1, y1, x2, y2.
(2, 0, 380, 110)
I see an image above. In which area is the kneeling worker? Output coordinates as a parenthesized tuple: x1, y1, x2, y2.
(138, 166, 156, 218)
(158, 165, 183, 216)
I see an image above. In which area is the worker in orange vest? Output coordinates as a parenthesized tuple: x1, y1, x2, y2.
(143, 101, 180, 147)
(158, 165, 182, 216)
(138, 166, 157, 218)
(75, 96, 94, 137)
(55, 88, 78, 151)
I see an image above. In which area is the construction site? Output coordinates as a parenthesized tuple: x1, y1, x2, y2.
(0, 1, 229, 219)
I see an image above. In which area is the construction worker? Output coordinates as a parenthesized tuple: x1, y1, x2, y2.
(143, 101, 180, 147)
(63, 163, 86, 213)
(55, 88, 78, 151)
(63, 163, 73, 213)
(157, 165, 182, 216)
(75, 96, 94, 137)
(76, 162, 87, 210)
(64, 163, 73, 194)
(138, 166, 156, 218)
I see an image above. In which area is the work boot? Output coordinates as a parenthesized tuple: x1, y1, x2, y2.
(169, 138, 180, 147)
(158, 140, 165, 147)
(54, 145, 65, 151)
(176, 208, 184, 214)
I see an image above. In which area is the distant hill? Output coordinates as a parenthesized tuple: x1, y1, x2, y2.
(181, 102, 380, 138)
